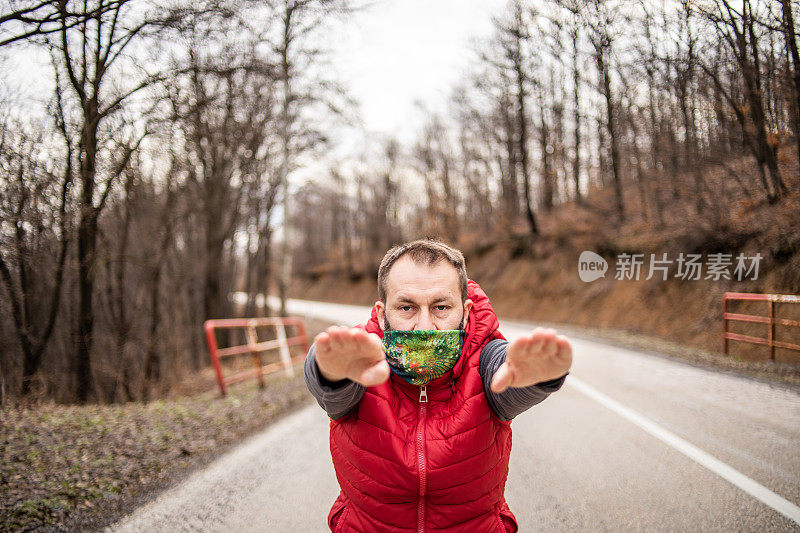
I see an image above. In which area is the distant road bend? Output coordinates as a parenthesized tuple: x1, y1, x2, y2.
(111, 299, 800, 532)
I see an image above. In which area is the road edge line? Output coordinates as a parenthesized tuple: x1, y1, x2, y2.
(567, 376, 800, 525)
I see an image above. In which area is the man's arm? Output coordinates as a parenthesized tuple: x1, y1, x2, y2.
(480, 339, 567, 421)
(304, 345, 366, 420)
(304, 325, 389, 419)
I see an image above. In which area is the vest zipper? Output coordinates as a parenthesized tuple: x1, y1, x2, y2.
(416, 385, 428, 533)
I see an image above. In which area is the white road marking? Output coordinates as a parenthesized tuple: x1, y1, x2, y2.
(567, 375, 800, 525)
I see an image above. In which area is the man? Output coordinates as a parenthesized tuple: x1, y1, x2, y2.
(305, 239, 572, 532)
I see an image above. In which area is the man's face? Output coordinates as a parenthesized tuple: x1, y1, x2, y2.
(376, 256, 473, 331)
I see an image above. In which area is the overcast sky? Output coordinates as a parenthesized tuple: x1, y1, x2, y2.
(329, 0, 508, 145)
(2, 0, 511, 172)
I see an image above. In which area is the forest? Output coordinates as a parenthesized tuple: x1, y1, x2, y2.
(1, 0, 799, 403)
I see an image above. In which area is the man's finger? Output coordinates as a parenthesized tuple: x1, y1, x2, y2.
(508, 334, 543, 362)
(314, 333, 331, 353)
(555, 335, 572, 353)
(353, 330, 369, 347)
(541, 336, 558, 357)
(529, 329, 548, 347)
(555, 336, 573, 364)
(490, 362, 513, 394)
(328, 327, 349, 351)
(344, 328, 360, 342)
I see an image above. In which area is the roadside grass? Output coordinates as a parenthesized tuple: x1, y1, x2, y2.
(0, 318, 333, 532)
(1, 370, 312, 532)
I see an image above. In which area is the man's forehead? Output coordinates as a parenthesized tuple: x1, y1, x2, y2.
(385, 257, 460, 298)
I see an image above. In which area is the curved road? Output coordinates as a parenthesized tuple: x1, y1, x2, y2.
(110, 299, 800, 532)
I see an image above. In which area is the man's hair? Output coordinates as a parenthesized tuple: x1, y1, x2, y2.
(377, 239, 468, 303)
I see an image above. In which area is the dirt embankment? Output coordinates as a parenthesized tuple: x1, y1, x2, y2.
(290, 177, 800, 388)
(291, 244, 800, 388)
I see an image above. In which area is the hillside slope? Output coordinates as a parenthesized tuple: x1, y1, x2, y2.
(290, 152, 800, 374)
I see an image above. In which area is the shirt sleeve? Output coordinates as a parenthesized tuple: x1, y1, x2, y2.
(479, 338, 568, 421)
(303, 345, 366, 420)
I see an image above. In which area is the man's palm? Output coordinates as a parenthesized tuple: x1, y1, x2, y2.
(490, 327, 572, 393)
(314, 326, 389, 387)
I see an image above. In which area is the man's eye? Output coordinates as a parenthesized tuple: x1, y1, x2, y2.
(399, 305, 412, 312)
(435, 305, 450, 311)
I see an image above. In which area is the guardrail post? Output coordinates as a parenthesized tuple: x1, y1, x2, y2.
(723, 295, 729, 356)
(299, 320, 310, 352)
(276, 322, 295, 377)
(768, 299, 775, 361)
(246, 322, 265, 388)
(205, 321, 227, 397)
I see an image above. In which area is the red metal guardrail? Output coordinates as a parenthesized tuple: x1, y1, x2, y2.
(204, 317, 309, 396)
(723, 292, 800, 359)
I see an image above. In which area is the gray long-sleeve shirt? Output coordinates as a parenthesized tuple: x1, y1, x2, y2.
(304, 338, 567, 421)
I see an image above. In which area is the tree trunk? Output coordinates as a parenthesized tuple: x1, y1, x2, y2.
(75, 100, 100, 403)
(539, 101, 554, 212)
(500, 93, 520, 220)
(571, 27, 582, 204)
(204, 221, 226, 322)
(595, 39, 624, 223)
(643, 39, 665, 227)
(111, 177, 134, 402)
(144, 263, 162, 387)
(512, 29, 538, 236)
(278, 1, 294, 318)
(739, 1, 785, 202)
(439, 157, 459, 243)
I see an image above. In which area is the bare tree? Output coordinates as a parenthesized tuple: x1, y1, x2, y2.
(174, 39, 278, 329)
(496, 1, 540, 235)
(779, 0, 800, 169)
(273, 0, 357, 316)
(413, 113, 460, 242)
(0, 116, 71, 395)
(568, 17, 584, 204)
(696, 0, 787, 203)
(1, 0, 179, 401)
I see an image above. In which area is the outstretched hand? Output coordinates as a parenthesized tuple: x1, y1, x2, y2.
(490, 327, 572, 394)
(313, 326, 390, 387)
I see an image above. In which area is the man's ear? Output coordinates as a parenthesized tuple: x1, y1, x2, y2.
(375, 300, 386, 331)
(462, 299, 473, 329)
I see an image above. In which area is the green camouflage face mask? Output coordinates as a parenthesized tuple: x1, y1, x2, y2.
(383, 330, 464, 386)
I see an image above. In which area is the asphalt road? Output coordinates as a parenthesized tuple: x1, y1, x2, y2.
(109, 299, 800, 532)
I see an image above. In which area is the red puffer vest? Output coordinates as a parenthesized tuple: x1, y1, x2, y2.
(327, 280, 518, 532)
